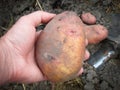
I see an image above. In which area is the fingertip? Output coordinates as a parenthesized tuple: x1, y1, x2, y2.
(21, 11, 56, 27)
(77, 68, 84, 76)
(84, 49, 90, 61)
(85, 39, 88, 46)
(35, 30, 42, 41)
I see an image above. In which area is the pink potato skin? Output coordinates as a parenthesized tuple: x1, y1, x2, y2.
(36, 11, 86, 82)
(85, 24, 108, 44)
(81, 12, 108, 44)
(81, 12, 96, 24)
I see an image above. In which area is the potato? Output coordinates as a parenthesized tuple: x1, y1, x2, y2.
(81, 12, 96, 24)
(85, 24, 108, 44)
(81, 12, 108, 44)
(36, 11, 86, 82)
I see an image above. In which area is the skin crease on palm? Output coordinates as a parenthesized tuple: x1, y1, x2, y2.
(0, 11, 105, 85)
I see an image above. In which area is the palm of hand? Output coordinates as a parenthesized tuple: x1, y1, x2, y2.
(4, 16, 45, 83)
(2, 11, 55, 83)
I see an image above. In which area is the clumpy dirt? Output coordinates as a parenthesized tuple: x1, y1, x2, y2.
(0, 0, 120, 90)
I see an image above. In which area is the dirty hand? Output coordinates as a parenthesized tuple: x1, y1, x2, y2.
(0, 11, 89, 85)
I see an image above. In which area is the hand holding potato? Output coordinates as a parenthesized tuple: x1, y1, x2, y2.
(0, 10, 108, 85)
(0, 11, 56, 85)
(0, 11, 90, 85)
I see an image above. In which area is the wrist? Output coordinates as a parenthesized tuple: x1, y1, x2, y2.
(0, 37, 14, 85)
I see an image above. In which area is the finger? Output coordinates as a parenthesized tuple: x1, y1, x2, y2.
(19, 11, 56, 27)
(81, 12, 96, 24)
(84, 49, 90, 61)
(85, 38, 88, 46)
(77, 68, 83, 76)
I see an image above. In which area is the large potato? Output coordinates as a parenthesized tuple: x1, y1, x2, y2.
(36, 11, 86, 82)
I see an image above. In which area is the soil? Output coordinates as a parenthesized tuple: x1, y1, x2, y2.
(0, 0, 120, 90)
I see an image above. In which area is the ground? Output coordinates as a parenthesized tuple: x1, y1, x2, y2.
(0, 0, 120, 90)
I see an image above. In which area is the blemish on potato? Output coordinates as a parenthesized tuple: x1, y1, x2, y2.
(44, 53, 56, 61)
(63, 38, 67, 43)
(58, 18, 62, 21)
(57, 26, 60, 30)
(94, 29, 100, 35)
(58, 16, 64, 21)
(66, 29, 81, 37)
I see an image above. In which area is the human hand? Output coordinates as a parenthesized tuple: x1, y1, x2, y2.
(0, 11, 89, 85)
(0, 11, 56, 84)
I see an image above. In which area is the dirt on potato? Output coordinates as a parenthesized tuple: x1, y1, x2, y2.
(0, 0, 120, 90)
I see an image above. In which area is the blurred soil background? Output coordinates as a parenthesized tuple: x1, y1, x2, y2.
(0, 0, 120, 90)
